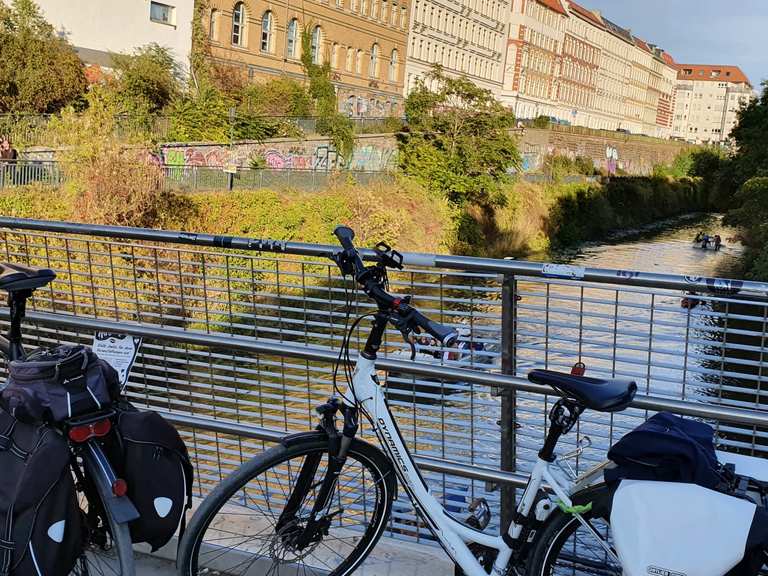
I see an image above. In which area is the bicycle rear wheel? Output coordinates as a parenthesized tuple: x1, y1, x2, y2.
(527, 485, 620, 576)
(178, 433, 396, 576)
(70, 449, 135, 575)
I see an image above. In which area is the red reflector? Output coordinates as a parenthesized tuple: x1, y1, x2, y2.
(392, 298, 402, 308)
(68, 419, 112, 443)
(112, 478, 128, 497)
(570, 362, 586, 376)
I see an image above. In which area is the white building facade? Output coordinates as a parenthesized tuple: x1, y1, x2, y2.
(499, 0, 676, 137)
(34, 0, 194, 72)
(671, 65, 754, 144)
(404, 0, 510, 96)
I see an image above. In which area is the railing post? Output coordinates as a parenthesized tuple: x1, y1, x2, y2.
(500, 272, 518, 533)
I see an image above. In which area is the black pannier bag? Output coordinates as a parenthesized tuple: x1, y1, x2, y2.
(0, 408, 82, 576)
(604, 411, 727, 489)
(108, 402, 193, 551)
(1, 345, 120, 424)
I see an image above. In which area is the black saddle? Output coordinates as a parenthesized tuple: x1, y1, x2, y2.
(0, 262, 56, 292)
(528, 369, 637, 412)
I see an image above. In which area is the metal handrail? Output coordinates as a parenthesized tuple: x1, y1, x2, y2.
(1, 216, 767, 296)
(6, 308, 768, 430)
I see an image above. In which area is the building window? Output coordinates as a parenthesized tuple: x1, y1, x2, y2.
(372, 0, 379, 18)
(150, 1, 175, 25)
(260, 11, 273, 52)
(382, 0, 389, 21)
(361, 0, 368, 16)
(389, 49, 398, 81)
(356, 49, 364, 74)
(392, 2, 398, 25)
(401, 5, 407, 28)
(231, 2, 246, 46)
(369, 43, 379, 77)
(311, 25, 322, 63)
(209, 9, 219, 41)
(286, 18, 298, 58)
(331, 43, 340, 68)
(346, 47, 354, 71)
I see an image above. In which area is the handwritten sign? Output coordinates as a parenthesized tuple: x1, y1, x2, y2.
(92, 332, 142, 389)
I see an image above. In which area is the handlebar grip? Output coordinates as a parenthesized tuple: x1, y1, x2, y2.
(412, 310, 458, 347)
(333, 225, 357, 251)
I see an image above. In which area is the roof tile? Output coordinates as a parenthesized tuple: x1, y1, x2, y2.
(676, 64, 751, 86)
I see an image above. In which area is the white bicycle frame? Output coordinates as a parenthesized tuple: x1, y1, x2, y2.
(348, 355, 615, 576)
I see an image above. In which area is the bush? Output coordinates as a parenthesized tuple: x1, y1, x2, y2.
(542, 154, 596, 180)
(240, 78, 313, 117)
(532, 115, 551, 129)
(545, 176, 706, 247)
(110, 44, 182, 114)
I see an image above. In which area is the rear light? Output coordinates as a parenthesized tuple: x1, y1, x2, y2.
(68, 418, 112, 443)
(112, 478, 128, 497)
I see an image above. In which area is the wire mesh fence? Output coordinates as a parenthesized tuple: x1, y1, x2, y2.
(0, 221, 766, 548)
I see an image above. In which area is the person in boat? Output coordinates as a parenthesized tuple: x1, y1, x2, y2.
(714, 235, 722, 250)
(695, 230, 705, 243)
(701, 234, 711, 249)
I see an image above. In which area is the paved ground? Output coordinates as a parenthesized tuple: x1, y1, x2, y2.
(134, 535, 454, 575)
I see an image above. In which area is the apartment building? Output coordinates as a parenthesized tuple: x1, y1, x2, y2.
(501, 0, 677, 137)
(205, 0, 409, 117)
(34, 0, 195, 72)
(671, 64, 754, 144)
(403, 0, 509, 96)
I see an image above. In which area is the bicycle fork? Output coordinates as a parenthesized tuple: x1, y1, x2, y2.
(277, 398, 359, 550)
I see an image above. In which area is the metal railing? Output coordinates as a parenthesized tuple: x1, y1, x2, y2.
(0, 217, 767, 546)
(0, 160, 63, 188)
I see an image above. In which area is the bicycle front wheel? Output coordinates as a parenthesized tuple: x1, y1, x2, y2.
(178, 433, 396, 576)
(527, 484, 620, 576)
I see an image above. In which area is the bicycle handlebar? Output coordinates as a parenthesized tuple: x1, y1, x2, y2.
(331, 226, 458, 347)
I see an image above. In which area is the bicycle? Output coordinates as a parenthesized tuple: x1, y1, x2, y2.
(0, 262, 136, 576)
(176, 225, 641, 576)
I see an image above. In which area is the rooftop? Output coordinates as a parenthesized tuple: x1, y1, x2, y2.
(676, 64, 752, 87)
(536, 0, 568, 16)
(602, 17, 634, 45)
(568, 1, 604, 28)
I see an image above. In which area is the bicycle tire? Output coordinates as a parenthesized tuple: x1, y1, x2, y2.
(71, 450, 135, 575)
(178, 433, 396, 576)
(526, 484, 620, 576)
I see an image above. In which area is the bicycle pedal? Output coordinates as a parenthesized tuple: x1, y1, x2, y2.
(465, 497, 491, 531)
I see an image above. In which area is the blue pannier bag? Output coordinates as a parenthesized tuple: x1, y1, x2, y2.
(604, 411, 726, 490)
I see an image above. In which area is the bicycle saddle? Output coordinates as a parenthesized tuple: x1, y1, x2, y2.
(528, 369, 637, 412)
(0, 262, 56, 292)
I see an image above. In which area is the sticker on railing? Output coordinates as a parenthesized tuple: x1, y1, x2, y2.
(541, 264, 585, 280)
(705, 278, 743, 296)
(92, 332, 142, 390)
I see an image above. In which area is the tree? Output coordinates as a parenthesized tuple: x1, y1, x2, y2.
(399, 65, 521, 209)
(241, 78, 313, 117)
(300, 26, 354, 160)
(729, 81, 768, 185)
(110, 43, 182, 113)
(0, 0, 87, 112)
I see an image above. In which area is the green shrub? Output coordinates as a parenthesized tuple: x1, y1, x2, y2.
(532, 115, 551, 129)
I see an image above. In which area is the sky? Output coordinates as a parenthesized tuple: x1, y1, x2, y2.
(581, 0, 768, 88)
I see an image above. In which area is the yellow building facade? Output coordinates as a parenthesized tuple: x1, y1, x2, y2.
(205, 0, 409, 116)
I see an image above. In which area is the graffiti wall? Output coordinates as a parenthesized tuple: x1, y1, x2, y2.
(515, 128, 691, 176)
(158, 135, 398, 172)
(22, 128, 690, 177)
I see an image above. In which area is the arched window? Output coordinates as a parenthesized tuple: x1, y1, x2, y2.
(356, 49, 364, 74)
(311, 25, 322, 64)
(209, 9, 219, 41)
(401, 5, 407, 28)
(389, 49, 398, 81)
(231, 2, 246, 46)
(392, 2, 398, 25)
(260, 11, 273, 52)
(369, 43, 379, 78)
(286, 18, 298, 58)
(382, 0, 389, 22)
(346, 47, 354, 71)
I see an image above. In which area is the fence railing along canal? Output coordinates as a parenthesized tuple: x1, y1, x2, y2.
(0, 216, 767, 546)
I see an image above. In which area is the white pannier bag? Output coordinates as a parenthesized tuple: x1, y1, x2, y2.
(611, 479, 757, 576)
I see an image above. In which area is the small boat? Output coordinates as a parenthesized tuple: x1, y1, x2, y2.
(692, 241, 724, 251)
